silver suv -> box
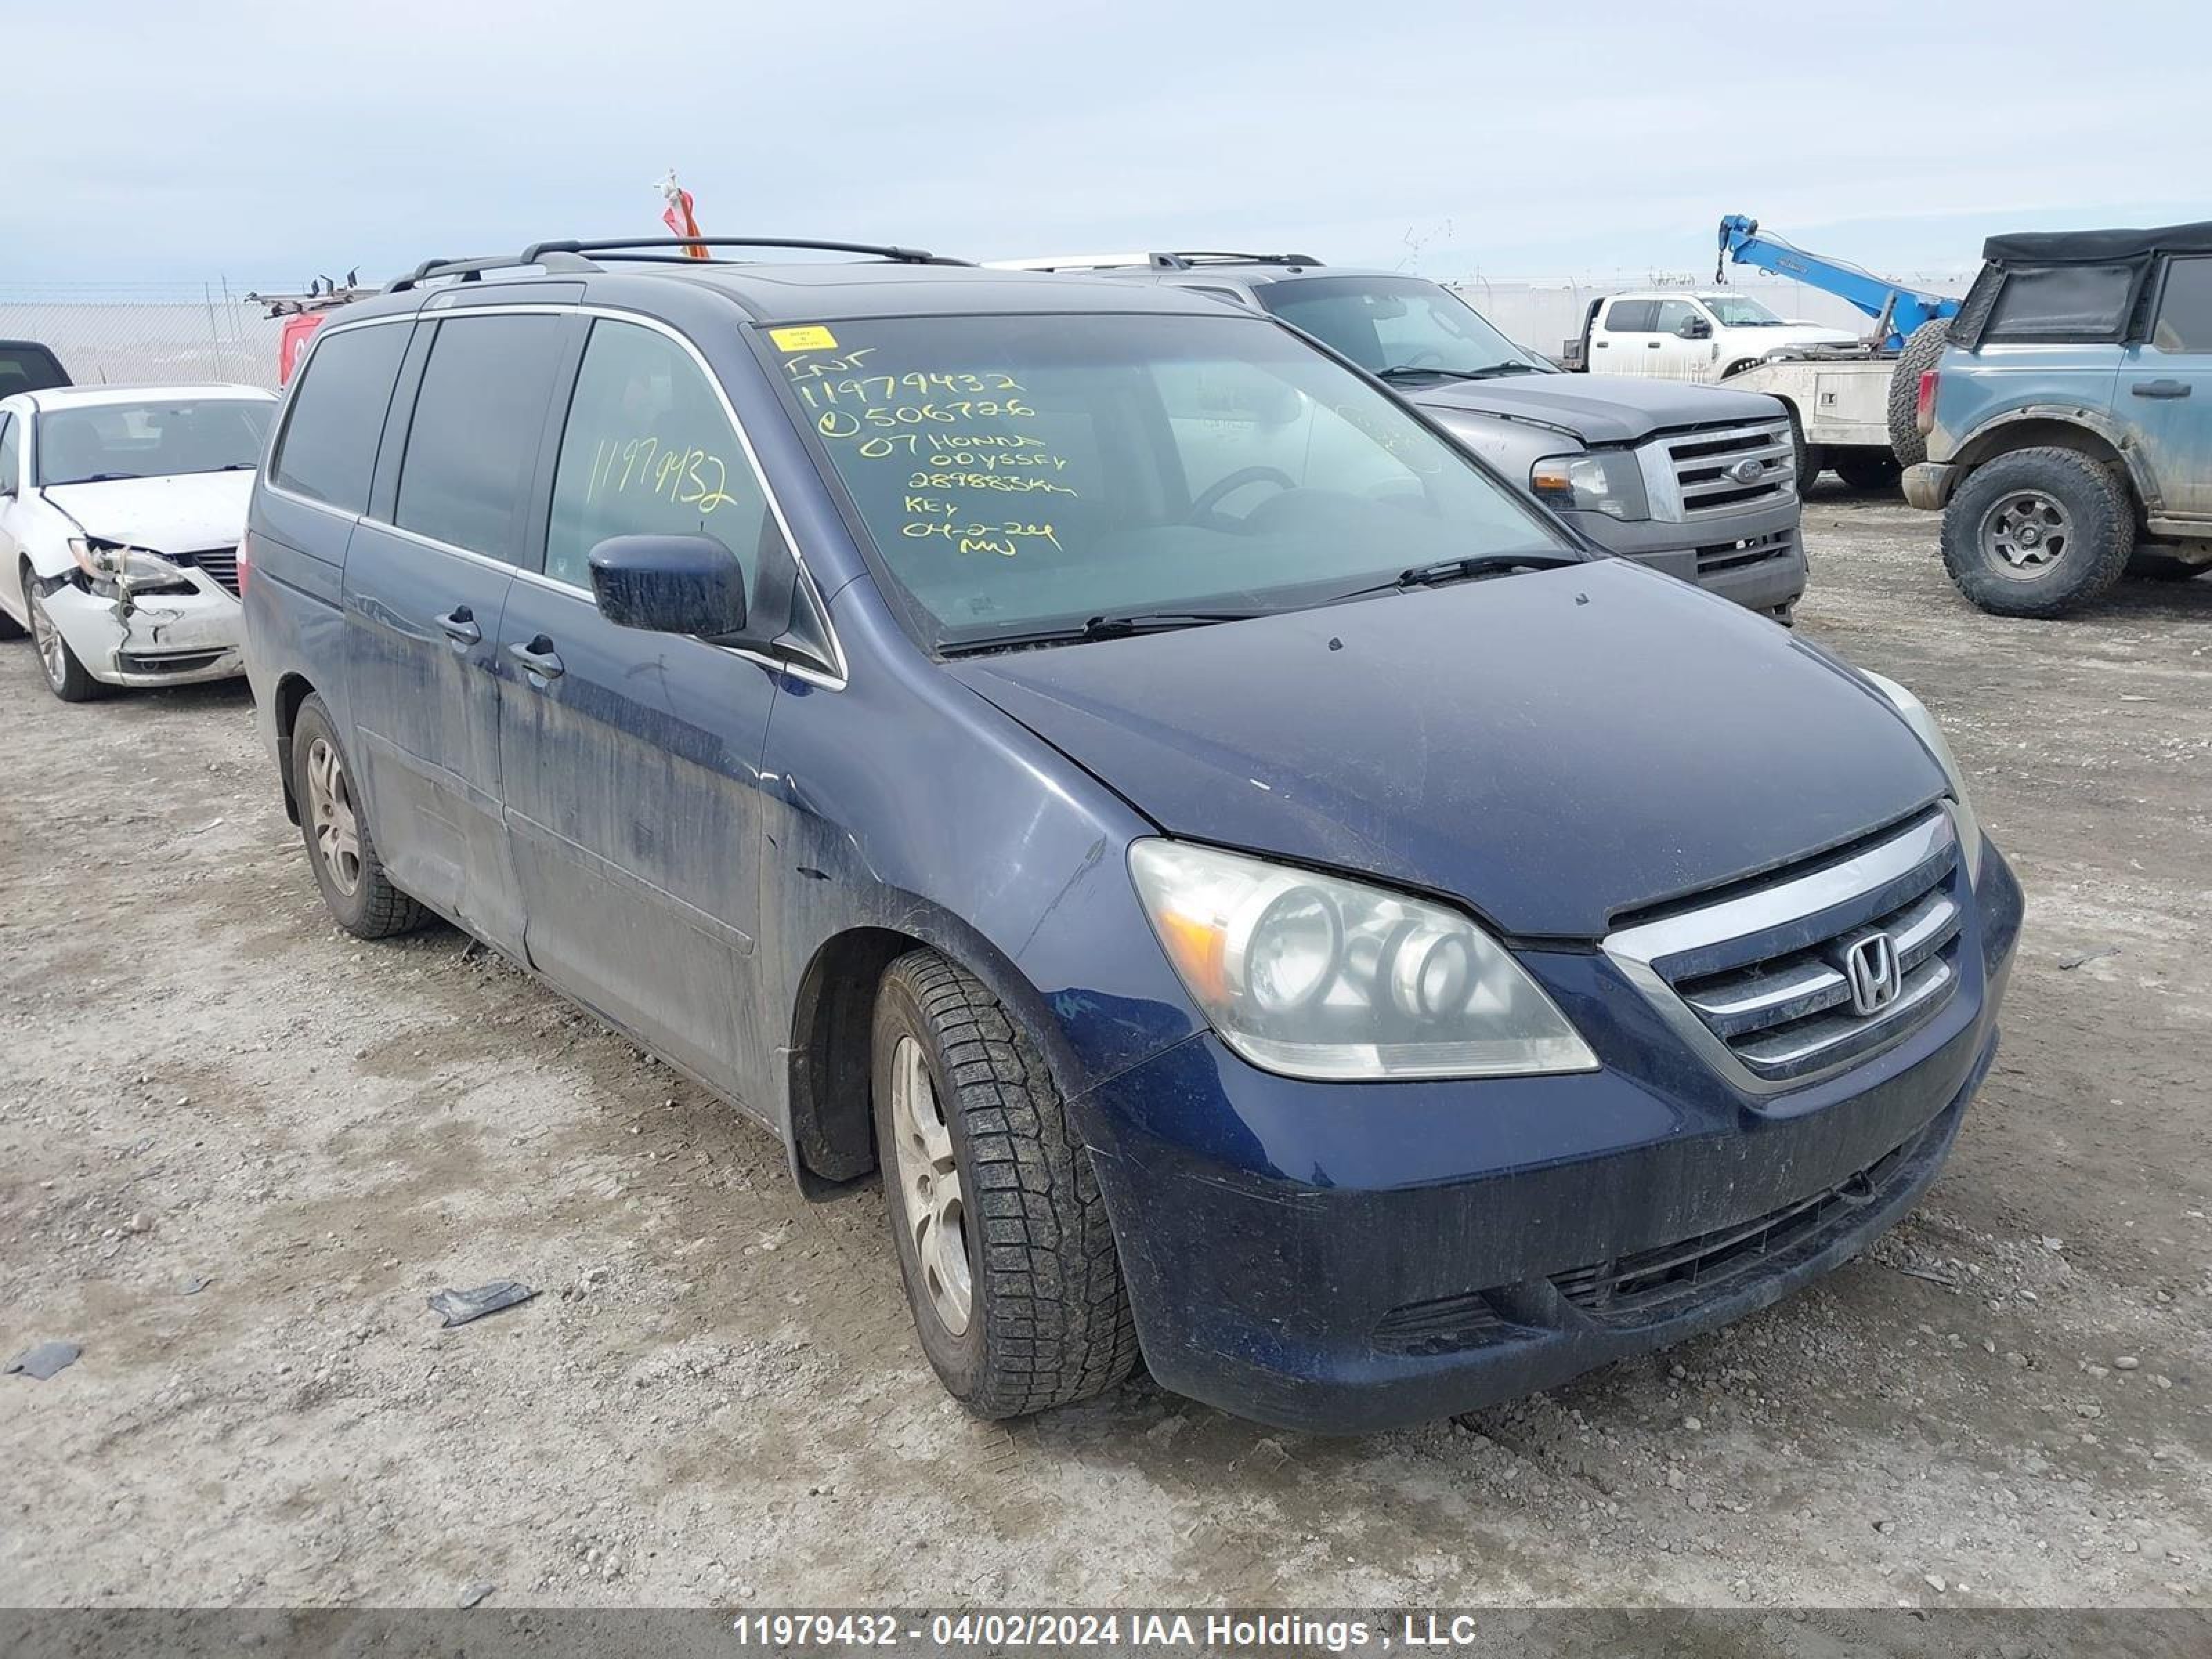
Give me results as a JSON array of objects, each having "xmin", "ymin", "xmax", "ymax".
[{"xmin": 999, "ymin": 252, "xmax": 1808, "ymax": 621}]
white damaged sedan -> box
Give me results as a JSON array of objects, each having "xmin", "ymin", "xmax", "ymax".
[{"xmin": 0, "ymin": 384, "xmax": 276, "ymax": 700}]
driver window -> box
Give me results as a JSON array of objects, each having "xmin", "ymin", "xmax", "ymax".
[
  {"xmin": 545, "ymin": 320, "xmax": 775, "ymax": 590},
  {"xmin": 1653, "ymin": 300, "xmax": 1700, "ymax": 335}
]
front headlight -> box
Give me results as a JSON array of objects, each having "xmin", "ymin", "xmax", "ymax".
[
  {"xmin": 1530, "ymin": 451, "xmax": 1649, "ymax": 521},
  {"xmin": 1864, "ymin": 671, "xmax": 1983, "ymax": 883},
  {"xmin": 1128, "ymin": 840, "xmax": 1598, "ymax": 1082},
  {"xmin": 68, "ymin": 536, "xmax": 191, "ymax": 593}
]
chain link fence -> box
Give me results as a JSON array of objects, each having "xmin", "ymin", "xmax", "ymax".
[{"xmin": 0, "ymin": 286, "xmax": 288, "ymax": 391}]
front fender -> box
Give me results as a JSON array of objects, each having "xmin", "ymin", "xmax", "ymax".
[
  {"xmin": 752, "ymin": 583, "xmax": 1206, "ymax": 1170},
  {"xmin": 15, "ymin": 497, "xmax": 83, "ymax": 581}
]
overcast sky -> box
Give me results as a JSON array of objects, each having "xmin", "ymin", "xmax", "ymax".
[{"xmin": 11, "ymin": 0, "xmax": 2206, "ymax": 290}]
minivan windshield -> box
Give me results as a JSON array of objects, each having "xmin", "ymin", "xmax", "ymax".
[
  {"xmin": 1257, "ymin": 276, "xmax": 1548, "ymax": 379},
  {"xmin": 35, "ymin": 398, "xmax": 273, "ymax": 486},
  {"xmin": 780, "ymin": 312, "xmax": 1577, "ymax": 652}
]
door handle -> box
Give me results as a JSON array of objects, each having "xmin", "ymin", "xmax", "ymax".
[
  {"xmin": 2131, "ymin": 379, "xmax": 2191, "ymax": 399},
  {"xmin": 1647, "ymin": 340, "xmax": 1662, "ymax": 349},
  {"xmin": 507, "ymin": 636, "xmax": 564, "ymax": 682},
  {"xmin": 1593, "ymin": 339, "xmax": 1609, "ymax": 348},
  {"xmin": 436, "ymin": 606, "xmax": 481, "ymax": 646}
]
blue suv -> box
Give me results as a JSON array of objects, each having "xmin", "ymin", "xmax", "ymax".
[
  {"xmin": 1904, "ymin": 219, "xmax": 2212, "ymax": 614},
  {"xmin": 243, "ymin": 238, "xmax": 2022, "ymax": 1432}
]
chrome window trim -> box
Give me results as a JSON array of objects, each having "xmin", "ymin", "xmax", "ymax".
[
  {"xmin": 1602, "ymin": 806, "xmax": 1964, "ymax": 1097},
  {"xmin": 279, "ymin": 303, "xmax": 849, "ymax": 691}
]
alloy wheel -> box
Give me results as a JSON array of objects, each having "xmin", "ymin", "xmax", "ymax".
[
  {"xmin": 1981, "ymin": 491, "xmax": 2072, "ymax": 578},
  {"xmin": 888, "ymin": 1033, "xmax": 972, "ymax": 1335},
  {"xmin": 304, "ymin": 736, "xmax": 364, "ymax": 896},
  {"xmin": 28, "ymin": 590, "xmax": 66, "ymax": 691}
]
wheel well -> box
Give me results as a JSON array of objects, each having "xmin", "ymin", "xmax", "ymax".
[
  {"xmin": 272, "ymin": 673, "xmax": 317, "ymax": 823},
  {"xmin": 1956, "ymin": 418, "xmax": 2126, "ymax": 476},
  {"xmin": 786, "ymin": 927, "xmax": 926, "ymax": 1196}
]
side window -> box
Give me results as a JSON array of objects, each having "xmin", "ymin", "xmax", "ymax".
[
  {"xmin": 2151, "ymin": 258, "xmax": 2212, "ymax": 354},
  {"xmin": 393, "ymin": 314, "xmax": 566, "ymax": 560},
  {"xmin": 1985, "ymin": 263, "xmax": 2139, "ymax": 341},
  {"xmin": 1653, "ymin": 299, "xmax": 1700, "ymax": 335},
  {"xmin": 270, "ymin": 322, "xmax": 411, "ymax": 512},
  {"xmin": 543, "ymin": 320, "xmax": 774, "ymax": 591},
  {"xmin": 1606, "ymin": 299, "xmax": 1658, "ymax": 332},
  {"xmin": 0, "ymin": 415, "xmax": 17, "ymax": 492}
]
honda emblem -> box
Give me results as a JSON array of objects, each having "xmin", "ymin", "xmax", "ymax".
[{"xmin": 1844, "ymin": 932, "xmax": 1903, "ymax": 1017}]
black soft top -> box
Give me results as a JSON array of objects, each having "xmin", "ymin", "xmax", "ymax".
[{"xmin": 1983, "ymin": 221, "xmax": 2212, "ymax": 265}]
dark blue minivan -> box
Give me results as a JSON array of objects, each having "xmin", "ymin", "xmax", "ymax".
[{"xmin": 242, "ymin": 239, "xmax": 2022, "ymax": 1432}]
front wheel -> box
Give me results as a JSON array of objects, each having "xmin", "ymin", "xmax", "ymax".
[
  {"xmin": 1940, "ymin": 447, "xmax": 2135, "ymax": 617},
  {"xmin": 25, "ymin": 574, "xmax": 103, "ymax": 702},
  {"xmin": 872, "ymin": 949, "xmax": 1138, "ymax": 1419}
]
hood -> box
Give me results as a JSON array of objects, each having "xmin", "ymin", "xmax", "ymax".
[
  {"xmin": 1408, "ymin": 373, "xmax": 1783, "ymax": 444},
  {"xmin": 948, "ymin": 561, "xmax": 1945, "ymax": 938},
  {"xmin": 39, "ymin": 471, "xmax": 254, "ymax": 555}
]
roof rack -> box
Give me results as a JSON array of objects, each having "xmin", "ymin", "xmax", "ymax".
[
  {"xmin": 386, "ymin": 237, "xmax": 970, "ymax": 294},
  {"xmin": 986, "ymin": 251, "xmax": 1324, "ymax": 274},
  {"xmin": 1151, "ymin": 250, "xmax": 1324, "ymax": 270}
]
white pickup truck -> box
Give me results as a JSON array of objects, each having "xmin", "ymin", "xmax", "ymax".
[{"xmin": 1564, "ymin": 291, "xmax": 1904, "ymax": 489}]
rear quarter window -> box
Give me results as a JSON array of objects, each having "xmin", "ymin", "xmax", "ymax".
[
  {"xmin": 1983, "ymin": 263, "xmax": 2139, "ymax": 341},
  {"xmin": 271, "ymin": 322, "xmax": 411, "ymax": 512}
]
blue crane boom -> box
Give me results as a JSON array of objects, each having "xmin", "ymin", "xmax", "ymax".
[{"xmin": 1716, "ymin": 214, "xmax": 1960, "ymax": 350}]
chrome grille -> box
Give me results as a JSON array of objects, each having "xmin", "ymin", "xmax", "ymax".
[
  {"xmin": 191, "ymin": 547, "xmax": 240, "ymax": 596},
  {"xmin": 1666, "ymin": 421, "xmax": 1794, "ymax": 516},
  {"xmin": 1605, "ymin": 811, "xmax": 1966, "ymax": 1092}
]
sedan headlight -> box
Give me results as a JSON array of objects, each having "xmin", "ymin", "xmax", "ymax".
[
  {"xmin": 1864, "ymin": 671, "xmax": 1983, "ymax": 882},
  {"xmin": 1530, "ymin": 451, "xmax": 1649, "ymax": 521},
  {"xmin": 68, "ymin": 536, "xmax": 193, "ymax": 594},
  {"xmin": 1128, "ymin": 840, "xmax": 1597, "ymax": 1081}
]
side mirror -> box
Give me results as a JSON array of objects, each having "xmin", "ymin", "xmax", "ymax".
[
  {"xmin": 587, "ymin": 534, "xmax": 748, "ymax": 636},
  {"xmin": 1678, "ymin": 316, "xmax": 1712, "ymax": 339}
]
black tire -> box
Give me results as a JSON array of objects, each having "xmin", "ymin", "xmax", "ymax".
[
  {"xmin": 1940, "ymin": 447, "xmax": 2136, "ymax": 618},
  {"xmin": 1888, "ymin": 319, "xmax": 1951, "ymax": 468},
  {"xmin": 2126, "ymin": 549, "xmax": 2209, "ymax": 582},
  {"xmin": 288, "ymin": 694, "xmax": 431, "ymax": 938},
  {"xmin": 1834, "ymin": 449, "xmax": 1903, "ymax": 494},
  {"xmin": 871, "ymin": 948, "xmax": 1138, "ymax": 1419},
  {"xmin": 0, "ymin": 594, "xmax": 24, "ymax": 641},
  {"xmin": 1786, "ymin": 409, "xmax": 1821, "ymax": 497},
  {"xmin": 24, "ymin": 571, "xmax": 104, "ymax": 703}
]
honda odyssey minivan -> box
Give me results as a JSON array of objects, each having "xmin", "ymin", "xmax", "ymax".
[{"xmin": 243, "ymin": 238, "xmax": 2022, "ymax": 1432}]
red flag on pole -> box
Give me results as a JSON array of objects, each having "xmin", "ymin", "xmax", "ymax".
[{"xmin": 658, "ymin": 171, "xmax": 709, "ymax": 259}]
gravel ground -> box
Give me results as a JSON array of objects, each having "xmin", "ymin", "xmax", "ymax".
[{"xmin": 1, "ymin": 487, "xmax": 2207, "ymax": 1611}]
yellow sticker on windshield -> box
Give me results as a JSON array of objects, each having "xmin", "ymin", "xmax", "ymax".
[{"xmin": 769, "ymin": 325, "xmax": 839, "ymax": 352}]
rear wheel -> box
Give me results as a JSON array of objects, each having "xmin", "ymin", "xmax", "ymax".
[
  {"xmin": 24, "ymin": 573, "xmax": 102, "ymax": 702},
  {"xmin": 1940, "ymin": 447, "xmax": 2135, "ymax": 617},
  {"xmin": 289, "ymin": 694, "xmax": 431, "ymax": 938},
  {"xmin": 871, "ymin": 948, "xmax": 1138, "ymax": 1419},
  {"xmin": 1787, "ymin": 410, "xmax": 1824, "ymax": 496},
  {"xmin": 1888, "ymin": 319, "xmax": 1951, "ymax": 467},
  {"xmin": 1835, "ymin": 449, "xmax": 1903, "ymax": 493}
]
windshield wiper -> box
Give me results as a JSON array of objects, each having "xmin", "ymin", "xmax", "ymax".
[
  {"xmin": 1329, "ymin": 550, "xmax": 1582, "ymax": 603},
  {"xmin": 939, "ymin": 610, "xmax": 1259, "ymax": 657},
  {"xmin": 1376, "ymin": 362, "xmax": 1546, "ymax": 383},
  {"xmin": 54, "ymin": 472, "xmax": 144, "ymax": 485}
]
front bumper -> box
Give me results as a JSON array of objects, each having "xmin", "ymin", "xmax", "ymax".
[
  {"xmin": 1902, "ymin": 462, "xmax": 1957, "ymax": 512},
  {"xmin": 41, "ymin": 574, "xmax": 244, "ymax": 687},
  {"xmin": 1072, "ymin": 843, "xmax": 2022, "ymax": 1434},
  {"xmin": 1562, "ymin": 495, "xmax": 1806, "ymax": 619}
]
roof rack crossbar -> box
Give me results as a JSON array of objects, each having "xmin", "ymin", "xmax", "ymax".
[{"xmin": 518, "ymin": 236, "xmax": 969, "ymax": 267}]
